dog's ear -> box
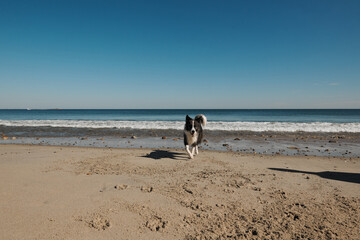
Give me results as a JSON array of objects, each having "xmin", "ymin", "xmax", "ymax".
[{"xmin": 186, "ymin": 115, "xmax": 191, "ymax": 121}]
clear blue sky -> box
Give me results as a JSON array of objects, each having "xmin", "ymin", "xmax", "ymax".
[{"xmin": 1, "ymin": 0, "xmax": 359, "ymax": 109}]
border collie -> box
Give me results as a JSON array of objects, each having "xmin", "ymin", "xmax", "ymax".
[{"xmin": 184, "ymin": 114, "xmax": 207, "ymax": 159}]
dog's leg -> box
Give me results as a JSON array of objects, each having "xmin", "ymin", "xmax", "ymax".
[
  {"xmin": 191, "ymin": 146, "xmax": 196, "ymax": 156},
  {"xmin": 185, "ymin": 145, "xmax": 193, "ymax": 159},
  {"xmin": 195, "ymin": 145, "xmax": 199, "ymax": 155}
]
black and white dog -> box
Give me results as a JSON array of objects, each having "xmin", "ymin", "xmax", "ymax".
[{"xmin": 184, "ymin": 114, "xmax": 207, "ymax": 159}]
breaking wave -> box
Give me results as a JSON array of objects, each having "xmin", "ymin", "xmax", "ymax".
[{"xmin": 1, "ymin": 120, "xmax": 360, "ymax": 132}]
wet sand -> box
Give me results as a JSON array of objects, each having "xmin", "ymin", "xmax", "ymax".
[
  {"xmin": 0, "ymin": 144, "xmax": 359, "ymax": 239},
  {"xmin": 1, "ymin": 126, "xmax": 360, "ymax": 158}
]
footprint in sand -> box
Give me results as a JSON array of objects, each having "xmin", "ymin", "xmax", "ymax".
[
  {"xmin": 88, "ymin": 216, "xmax": 110, "ymax": 231},
  {"xmin": 76, "ymin": 214, "xmax": 111, "ymax": 231},
  {"xmin": 145, "ymin": 216, "xmax": 167, "ymax": 231}
]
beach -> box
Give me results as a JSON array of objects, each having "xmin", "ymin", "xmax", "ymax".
[
  {"xmin": 1, "ymin": 109, "xmax": 360, "ymax": 239},
  {"xmin": 2, "ymin": 0, "xmax": 360, "ymax": 238},
  {"xmin": 1, "ymin": 144, "xmax": 359, "ymax": 239}
]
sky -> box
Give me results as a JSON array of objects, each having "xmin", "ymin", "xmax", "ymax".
[{"xmin": 0, "ymin": 0, "xmax": 359, "ymax": 109}]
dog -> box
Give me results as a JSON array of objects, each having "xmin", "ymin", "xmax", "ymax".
[{"xmin": 184, "ymin": 114, "xmax": 207, "ymax": 159}]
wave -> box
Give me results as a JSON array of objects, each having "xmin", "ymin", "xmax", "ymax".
[{"xmin": 1, "ymin": 120, "xmax": 360, "ymax": 132}]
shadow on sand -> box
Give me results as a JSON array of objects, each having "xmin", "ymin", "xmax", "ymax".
[
  {"xmin": 268, "ymin": 168, "xmax": 360, "ymax": 184},
  {"xmin": 141, "ymin": 150, "xmax": 189, "ymax": 160}
]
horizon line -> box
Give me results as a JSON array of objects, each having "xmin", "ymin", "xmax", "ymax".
[{"xmin": 1, "ymin": 108, "xmax": 360, "ymax": 110}]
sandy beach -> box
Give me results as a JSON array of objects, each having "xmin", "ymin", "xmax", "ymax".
[
  {"xmin": 2, "ymin": 0, "xmax": 360, "ymax": 238},
  {"xmin": 0, "ymin": 144, "xmax": 359, "ymax": 239}
]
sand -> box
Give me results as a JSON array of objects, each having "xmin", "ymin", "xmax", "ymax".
[{"xmin": 0, "ymin": 144, "xmax": 359, "ymax": 239}]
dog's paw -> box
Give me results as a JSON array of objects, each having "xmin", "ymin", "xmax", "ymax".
[{"xmin": 188, "ymin": 154, "xmax": 194, "ymax": 159}]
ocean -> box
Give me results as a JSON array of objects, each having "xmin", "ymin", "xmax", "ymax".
[{"xmin": 0, "ymin": 109, "xmax": 360, "ymax": 132}]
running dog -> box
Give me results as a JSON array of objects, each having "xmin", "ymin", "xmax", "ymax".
[{"xmin": 184, "ymin": 114, "xmax": 207, "ymax": 159}]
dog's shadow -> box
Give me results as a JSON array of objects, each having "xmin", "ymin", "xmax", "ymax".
[{"xmin": 141, "ymin": 150, "xmax": 189, "ymax": 160}]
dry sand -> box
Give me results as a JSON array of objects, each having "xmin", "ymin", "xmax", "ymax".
[{"xmin": 0, "ymin": 144, "xmax": 359, "ymax": 239}]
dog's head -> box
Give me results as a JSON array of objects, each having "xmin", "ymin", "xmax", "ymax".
[{"xmin": 185, "ymin": 115, "xmax": 202, "ymax": 136}]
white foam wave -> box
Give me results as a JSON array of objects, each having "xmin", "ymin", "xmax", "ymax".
[{"xmin": 0, "ymin": 120, "xmax": 359, "ymax": 132}]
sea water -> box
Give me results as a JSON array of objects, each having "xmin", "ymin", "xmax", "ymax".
[{"xmin": 0, "ymin": 109, "xmax": 359, "ymax": 132}]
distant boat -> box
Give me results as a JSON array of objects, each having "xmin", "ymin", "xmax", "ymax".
[{"xmin": 26, "ymin": 108, "xmax": 31, "ymax": 110}]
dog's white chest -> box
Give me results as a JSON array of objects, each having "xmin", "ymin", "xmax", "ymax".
[{"xmin": 185, "ymin": 132, "xmax": 198, "ymax": 145}]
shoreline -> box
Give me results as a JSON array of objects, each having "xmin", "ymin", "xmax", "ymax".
[
  {"xmin": 0, "ymin": 144, "xmax": 359, "ymax": 239},
  {"xmin": 1, "ymin": 137, "xmax": 360, "ymax": 158},
  {"xmin": 1, "ymin": 143, "xmax": 359, "ymax": 162},
  {"xmin": 1, "ymin": 126, "xmax": 360, "ymax": 158},
  {"xmin": 2, "ymin": 125, "xmax": 360, "ymax": 137}
]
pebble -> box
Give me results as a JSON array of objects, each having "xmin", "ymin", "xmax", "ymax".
[
  {"xmin": 287, "ymin": 147, "xmax": 299, "ymax": 150},
  {"xmin": 141, "ymin": 186, "xmax": 153, "ymax": 192},
  {"xmin": 114, "ymin": 184, "xmax": 128, "ymax": 190}
]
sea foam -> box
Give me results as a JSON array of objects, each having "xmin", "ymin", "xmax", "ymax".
[{"xmin": 0, "ymin": 120, "xmax": 360, "ymax": 132}]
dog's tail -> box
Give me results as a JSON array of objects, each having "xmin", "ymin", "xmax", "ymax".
[{"xmin": 195, "ymin": 114, "xmax": 207, "ymax": 127}]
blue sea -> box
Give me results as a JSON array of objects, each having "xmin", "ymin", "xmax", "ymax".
[{"xmin": 0, "ymin": 109, "xmax": 359, "ymax": 132}]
